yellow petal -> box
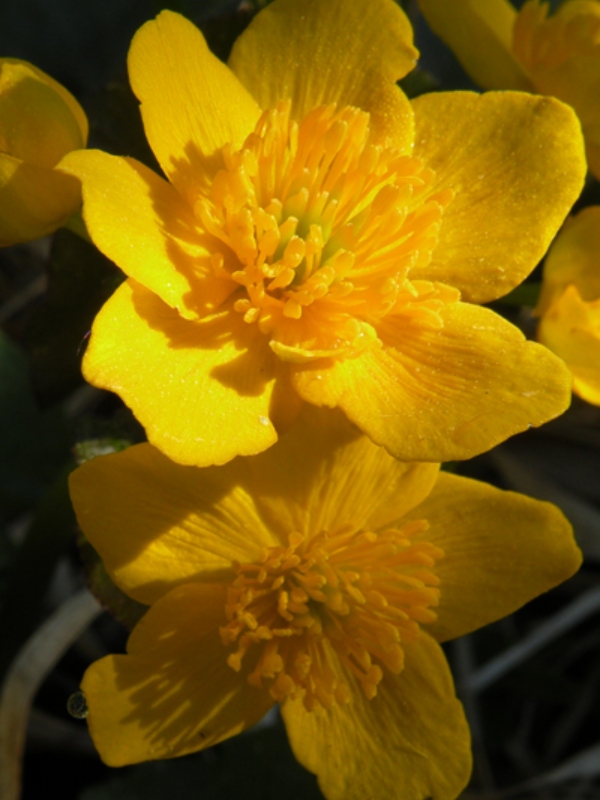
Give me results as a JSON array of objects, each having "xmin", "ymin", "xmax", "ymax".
[
  {"xmin": 418, "ymin": 0, "xmax": 531, "ymax": 90},
  {"xmin": 69, "ymin": 444, "xmax": 279, "ymax": 606},
  {"xmin": 127, "ymin": 10, "xmax": 260, "ymax": 202},
  {"xmin": 228, "ymin": 0, "xmax": 417, "ymax": 150},
  {"xmin": 0, "ymin": 154, "xmax": 81, "ymax": 246},
  {"xmin": 83, "ymin": 280, "xmax": 281, "ymax": 467},
  {"xmin": 513, "ymin": 0, "xmax": 600, "ymax": 179},
  {"xmin": 410, "ymin": 91, "xmax": 586, "ymax": 302},
  {"xmin": 538, "ymin": 285, "xmax": 600, "ymax": 406},
  {"xmin": 0, "ymin": 59, "xmax": 87, "ymax": 166},
  {"xmin": 536, "ymin": 206, "xmax": 600, "ymax": 315},
  {"xmin": 82, "ymin": 582, "xmax": 275, "ymax": 766},
  {"xmin": 292, "ymin": 302, "xmax": 572, "ymax": 462},
  {"xmin": 59, "ymin": 149, "xmax": 233, "ymax": 319},
  {"xmin": 282, "ymin": 635, "xmax": 471, "ymax": 800},
  {"xmin": 405, "ymin": 472, "xmax": 582, "ymax": 642},
  {"xmin": 244, "ymin": 405, "xmax": 440, "ymax": 538}
]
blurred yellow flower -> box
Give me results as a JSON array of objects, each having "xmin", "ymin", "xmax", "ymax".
[
  {"xmin": 69, "ymin": 408, "xmax": 581, "ymax": 800},
  {"xmin": 536, "ymin": 206, "xmax": 600, "ymax": 405},
  {"xmin": 0, "ymin": 58, "xmax": 87, "ymax": 245},
  {"xmin": 418, "ymin": 0, "xmax": 600, "ymax": 177},
  {"xmin": 61, "ymin": 0, "xmax": 585, "ymax": 468}
]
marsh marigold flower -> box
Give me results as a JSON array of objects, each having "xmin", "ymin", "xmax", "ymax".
[
  {"xmin": 536, "ymin": 206, "xmax": 600, "ymax": 405},
  {"xmin": 60, "ymin": 0, "xmax": 585, "ymax": 467},
  {"xmin": 69, "ymin": 407, "xmax": 582, "ymax": 800},
  {"xmin": 418, "ymin": 0, "xmax": 600, "ymax": 178},
  {"xmin": 0, "ymin": 58, "xmax": 87, "ymax": 246}
]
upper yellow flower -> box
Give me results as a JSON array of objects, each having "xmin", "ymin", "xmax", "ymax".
[
  {"xmin": 536, "ymin": 206, "xmax": 600, "ymax": 405},
  {"xmin": 0, "ymin": 58, "xmax": 88, "ymax": 246},
  {"xmin": 418, "ymin": 0, "xmax": 600, "ymax": 178},
  {"xmin": 60, "ymin": 0, "xmax": 585, "ymax": 468},
  {"xmin": 69, "ymin": 407, "xmax": 581, "ymax": 800}
]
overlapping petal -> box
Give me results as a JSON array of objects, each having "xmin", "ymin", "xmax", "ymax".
[
  {"xmin": 410, "ymin": 91, "xmax": 586, "ymax": 302},
  {"xmin": 513, "ymin": 0, "xmax": 600, "ymax": 178},
  {"xmin": 292, "ymin": 302, "xmax": 572, "ymax": 462},
  {"xmin": 82, "ymin": 281, "xmax": 282, "ymax": 467},
  {"xmin": 538, "ymin": 285, "xmax": 600, "ymax": 406},
  {"xmin": 69, "ymin": 444, "xmax": 277, "ymax": 606},
  {"xmin": 536, "ymin": 206, "xmax": 600, "ymax": 315},
  {"xmin": 127, "ymin": 10, "xmax": 261, "ymax": 202},
  {"xmin": 242, "ymin": 406, "xmax": 439, "ymax": 539},
  {"xmin": 0, "ymin": 58, "xmax": 87, "ymax": 245},
  {"xmin": 536, "ymin": 206, "xmax": 600, "ymax": 406},
  {"xmin": 59, "ymin": 149, "xmax": 233, "ymax": 319},
  {"xmin": 82, "ymin": 582, "xmax": 275, "ymax": 766},
  {"xmin": 282, "ymin": 635, "xmax": 471, "ymax": 800},
  {"xmin": 228, "ymin": 0, "xmax": 417, "ymax": 149},
  {"xmin": 419, "ymin": 0, "xmax": 600, "ymax": 179},
  {"xmin": 0, "ymin": 156, "xmax": 82, "ymax": 245},
  {"xmin": 0, "ymin": 59, "xmax": 86, "ymax": 166},
  {"xmin": 405, "ymin": 472, "xmax": 582, "ymax": 642}
]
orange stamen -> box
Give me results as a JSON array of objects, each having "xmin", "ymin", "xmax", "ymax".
[{"xmin": 220, "ymin": 522, "xmax": 443, "ymax": 712}]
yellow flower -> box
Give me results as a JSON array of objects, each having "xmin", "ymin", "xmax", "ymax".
[
  {"xmin": 418, "ymin": 0, "xmax": 600, "ymax": 178},
  {"xmin": 536, "ymin": 206, "xmax": 600, "ymax": 405},
  {"xmin": 0, "ymin": 58, "xmax": 88, "ymax": 246},
  {"xmin": 60, "ymin": 0, "xmax": 585, "ymax": 468},
  {"xmin": 69, "ymin": 407, "xmax": 581, "ymax": 800}
]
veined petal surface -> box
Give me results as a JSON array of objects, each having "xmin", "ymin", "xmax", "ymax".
[
  {"xmin": 228, "ymin": 0, "xmax": 417, "ymax": 149},
  {"xmin": 410, "ymin": 91, "xmax": 586, "ymax": 302},
  {"xmin": 82, "ymin": 582, "xmax": 275, "ymax": 766},
  {"xmin": 82, "ymin": 281, "xmax": 280, "ymax": 467},
  {"xmin": 69, "ymin": 444, "xmax": 278, "ymax": 606},
  {"xmin": 243, "ymin": 406, "xmax": 440, "ymax": 538},
  {"xmin": 59, "ymin": 150, "xmax": 232, "ymax": 319},
  {"xmin": 282, "ymin": 635, "xmax": 471, "ymax": 800},
  {"xmin": 405, "ymin": 473, "xmax": 582, "ymax": 642},
  {"xmin": 127, "ymin": 10, "xmax": 261, "ymax": 202},
  {"xmin": 292, "ymin": 302, "xmax": 572, "ymax": 462}
]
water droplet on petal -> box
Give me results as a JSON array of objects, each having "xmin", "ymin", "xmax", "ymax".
[{"xmin": 67, "ymin": 691, "xmax": 88, "ymax": 719}]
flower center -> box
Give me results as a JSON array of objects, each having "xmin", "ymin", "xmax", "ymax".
[
  {"xmin": 220, "ymin": 522, "xmax": 442, "ymax": 711},
  {"xmin": 195, "ymin": 101, "xmax": 454, "ymax": 362},
  {"xmin": 513, "ymin": 0, "xmax": 600, "ymax": 72}
]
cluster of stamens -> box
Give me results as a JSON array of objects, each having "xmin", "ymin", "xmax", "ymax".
[
  {"xmin": 220, "ymin": 522, "xmax": 442, "ymax": 711},
  {"xmin": 194, "ymin": 101, "xmax": 453, "ymax": 358}
]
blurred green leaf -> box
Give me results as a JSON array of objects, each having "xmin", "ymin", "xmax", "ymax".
[{"xmin": 80, "ymin": 720, "xmax": 324, "ymax": 800}]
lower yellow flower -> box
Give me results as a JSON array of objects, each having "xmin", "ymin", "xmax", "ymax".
[
  {"xmin": 69, "ymin": 408, "xmax": 581, "ymax": 800},
  {"xmin": 418, "ymin": 0, "xmax": 600, "ymax": 178},
  {"xmin": 536, "ymin": 206, "xmax": 600, "ymax": 405},
  {"xmin": 0, "ymin": 58, "xmax": 87, "ymax": 245}
]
